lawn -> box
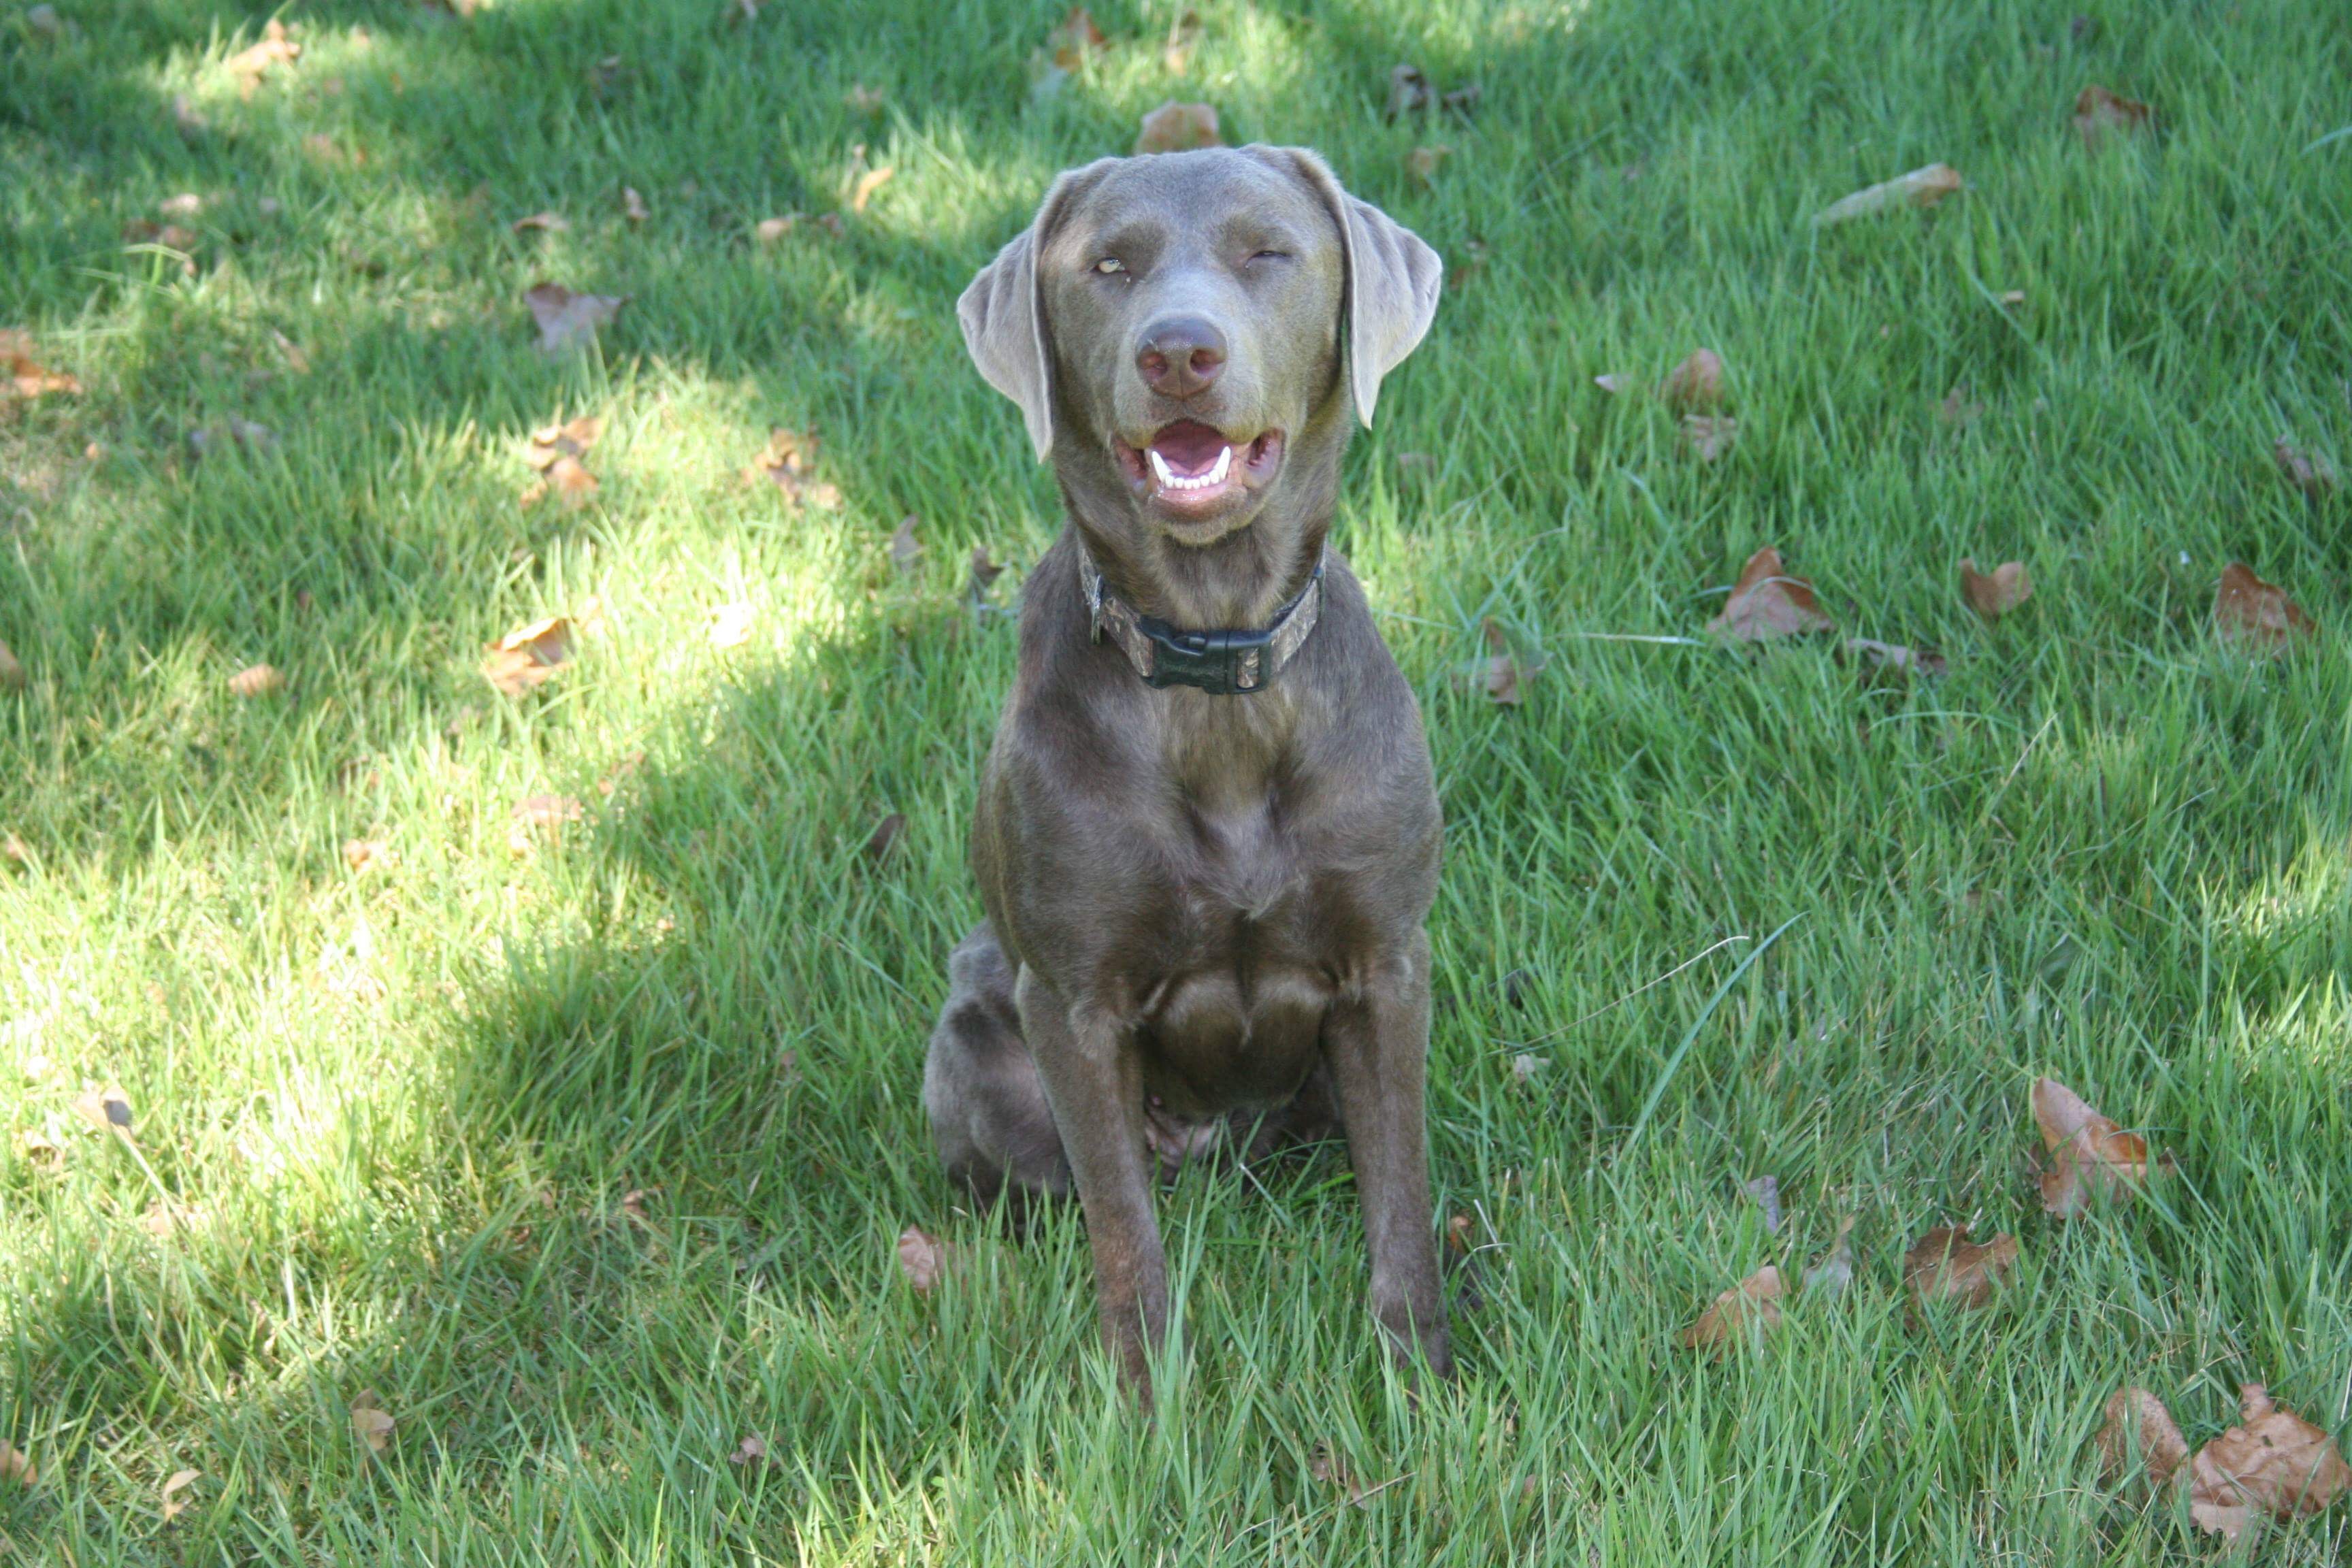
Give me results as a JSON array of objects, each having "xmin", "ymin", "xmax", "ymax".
[{"xmin": 4, "ymin": 0, "xmax": 2351, "ymax": 1561}]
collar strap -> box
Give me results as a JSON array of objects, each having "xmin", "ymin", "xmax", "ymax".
[{"xmin": 1077, "ymin": 546, "xmax": 1324, "ymax": 696}]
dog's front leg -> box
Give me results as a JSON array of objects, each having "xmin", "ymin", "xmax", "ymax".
[
  {"xmin": 1322, "ymin": 931, "xmax": 1454, "ymax": 1379},
  {"xmin": 1013, "ymin": 964, "xmax": 1166, "ymax": 1400}
]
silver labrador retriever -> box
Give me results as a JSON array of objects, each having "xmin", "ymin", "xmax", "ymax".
[{"xmin": 926, "ymin": 145, "xmax": 1449, "ymax": 1396}]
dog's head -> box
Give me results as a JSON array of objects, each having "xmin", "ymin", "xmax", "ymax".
[{"xmin": 959, "ymin": 146, "xmax": 1440, "ymax": 550}]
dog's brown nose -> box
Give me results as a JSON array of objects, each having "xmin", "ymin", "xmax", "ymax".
[{"xmin": 1135, "ymin": 316, "xmax": 1226, "ymax": 399}]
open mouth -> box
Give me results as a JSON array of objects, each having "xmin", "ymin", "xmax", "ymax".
[{"xmin": 1115, "ymin": 421, "xmax": 1284, "ymax": 517}]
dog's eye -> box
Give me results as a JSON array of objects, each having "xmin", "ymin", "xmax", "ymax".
[
  {"xmin": 1092, "ymin": 257, "xmax": 1126, "ymax": 276},
  {"xmin": 1246, "ymin": 250, "xmax": 1291, "ymax": 265}
]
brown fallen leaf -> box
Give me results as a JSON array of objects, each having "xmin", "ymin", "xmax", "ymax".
[
  {"xmin": 1385, "ymin": 63, "xmax": 1433, "ymax": 120},
  {"xmin": 1814, "ymin": 163, "xmax": 1965, "ymax": 225},
  {"xmin": 1708, "ymin": 546, "xmax": 1833, "ymax": 640},
  {"xmin": 1446, "ymin": 1212, "xmax": 1474, "ymax": 1254},
  {"xmin": 750, "ymin": 427, "xmax": 843, "ymax": 508},
  {"xmin": 270, "ymin": 329, "xmax": 310, "ymax": 374},
  {"xmin": 888, "ymin": 516, "xmax": 922, "ymax": 575},
  {"xmin": 74, "ymin": 1082, "xmax": 133, "ymax": 1134},
  {"xmin": 1404, "ymin": 144, "xmax": 1451, "ymax": 188},
  {"xmin": 225, "ymin": 18, "xmax": 300, "ymax": 97},
  {"xmin": 161, "ymin": 1467, "xmax": 200, "ymax": 1522},
  {"xmin": 519, "ymin": 455, "xmax": 598, "ymax": 510},
  {"xmin": 864, "ymin": 813, "xmax": 906, "ymax": 861},
  {"xmin": 968, "ymin": 546, "xmax": 1005, "ymax": 598},
  {"xmin": 483, "ymin": 616, "xmax": 573, "ymax": 697},
  {"xmin": 728, "ymin": 1433, "xmax": 770, "ymax": 1467},
  {"xmin": 1137, "ymin": 101, "xmax": 1222, "ymax": 155},
  {"xmin": 511, "ymin": 211, "xmax": 569, "ymax": 233},
  {"xmin": 1680, "ymin": 413, "xmax": 1737, "ymax": 463},
  {"xmin": 14, "ymin": 1128, "xmax": 63, "ymax": 1171},
  {"xmin": 228, "ymin": 663, "xmax": 284, "ymax": 698},
  {"xmin": 0, "ymin": 1439, "xmax": 32, "ymax": 1486},
  {"xmin": 2273, "ymin": 437, "xmax": 2337, "ymax": 499},
  {"xmin": 2033, "ymin": 1077, "xmax": 2170, "ymax": 1218},
  {"xmin": 845, "ymin": 83, "xmax": 887, "ymax": 115},
  {"xmin": 1047, "ymin": 6, "xmax": 1108, "ymax": 71},
  {"xmin": 525, "ymin": 414, "xmax": 604, "ymax": 470},
  {"xmin": 1960, "ymin": 558, "xmax": 2032, "ymax": 621},
  {"xmin": 850, "ymin": 165, "xmax": 894, "ymax": 213},
  {"xmin": 622, "ymin": 186, "xmax": 648, "ymax": 224},
  {"xmin": 0, "ymin": 638, "xmax": 24, "ymax": 691},
  {"xmin": 2096, "ymin": 1386, "xmax": 2188, "ymax": 1487},
  {"xmin": 349, "ymin": 1390, "xmax": 394, "ymax": 1455},
  {"xmin": 2188, "ymin": 1384, "xmax": 2352, "ymax": 1541},
  {"xmin": 2074, "ymin": 85, "xmax": 2151, "ymax": 150},
  {"xmin": 1441, "ymin": 84, "xmax": 1482, "ymax": 117},
  {"xmin": 1680, "ymin": 1264, "xmax": 1784, "ymax": 1352},
  {"xmin": 897, "ymin": 1224, "xmax": 947, "ymax": 1291},
  {"xmin": 523, "ymin": 282, "xmax": 626, "ymax": 355},
  {"xmin": 2213, "ymin": 561, "xmax": 2315, "ymax": 653},
  {"xmin": 342, "ymin": 837, "xmax": 393, "ymax": 872},
  {"xmin": 1, "ymin": 327, "xmax": 81, "ymax": 399},
  {"xmin": 1481, "ymin": 620, "xmax": 1541, "ymax": 706},
  {"xmin": 1660, "ymin": 348, "xmax": 1725, "ymax": 412},
  {"xmin": 1845, "ymin": 638, "xmax": 1947, "ymax": 678},
  {"xmin": 508, "ymin": 794, "xmax": 586, "ymax": 853},
  {"xmin": 1902, "ymin": 1225, "xmax": 2017, "ymax": 1310},
  {"xmin": 1801, "ymin": 1215, "xmax": 1857, "ymax": 1297}
]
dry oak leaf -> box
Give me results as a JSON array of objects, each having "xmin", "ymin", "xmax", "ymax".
[
  {"xmin": 342, "ymin": 836, "xmax": 393, "ymax": 872},
  {"xmin": 74, "ymin": 1083, "xmax": 133, "ymax": 1133},
  {"xmin": 225, "ymin": 18, "xmax": 300, "ymax": 97},
  {"xmin": 728, "ymin": 1433, "xmax": 770, "ymax": 1467},
  {"xmin": 1708, "ymin": 546, "xmax": 1833, "ymax": 640},
  {"xmin": 1845, "ymin": 638, "xmax": 1947, "ymax": 678},
  {"xmin": 228, "ymin": 663, "xmax": 284, "ymax": 698},
  {"xmin": 2188, "ymin": 1384, "xmax": 2352, "ymax": 1541},
  {"xmin": 1, "ymin": 328, "xmax": 81, "ymax": 399},
  {"xmin": 850, "ymin": 165, "xmax": 894, "ymax": 213},
  {"xmin": 889, "ymin": 515, "xmax": 923, "ymax": 575},
  {"xmin": 161, "ymin": 1467, "xmax": 201, "ymax": 1523},
  {"xmin": 524, "ymin": 414, "xmax": 604, "ymax": 470},
  {"xmin": 897, "ymin": 1224, "xmax": 948, "ymax": 1292},
  {"xmin": 2273, "ymin": 437, "xmax": 2337, "ymax": 499},
  {"xmin": 1960, "ymin": 558, "xmax": 2032, "ymax": 621},
  {"xmin": 1802, "ymin": 1215, "xmax": 1858, "ymax": 1298},
  {"xmin": 750, "ymin": 427, "xmax": 843, "ymax": 508},
  {"xmin": 1902, "ymin": 1224, "xmax": 2016, "ymax": 1310},
  {"xmin": 1046, "ymin": 6, "xmax": 1109, "ymax": 71},
  {"xmin": 524, "ymin": 282, "xmax": 626, "ymax": 355},
  {"xmin": 0, "ymin": 638, "xmax": 24, "ymax": 691},
  {"xmin": 1385, "ymin": 63, "xmax": 1433, "ymax": 120},
  {"xmin": 511, "ymin": 211, "xmax": 569, "ymax": 233},
  {"xmin": 2032, "ymin": 1077, "xmax": 2171, "ymax": 1219},
  {"xmin": 0, "ymin": 1439, "xmax": 32, "ymax": 1486},
  {"xmin": 1680, "ymin": 413, "xmax": 1737, "ymax": 463},
  {"xmin": 2074, "ymin": 85, "xmax": 2151, "ymax": 150},
  {"xmin": 1481, "ymin": 620, "xmax": 1542, "ymax": 706},
  {"xmin": 2095, "ymin": 1386, "xmax": 2189, "ymax": 1488},
  {"xmin": 1137, "ymin": 101, "xmax": 1222, "ymax": 155},
  {"xmin": 508, "ymin": 795, "xmax": 586, "ymax": 853},
  {"xmin": 1405, "ymin": 144, "xmax": 1452, "ymax": 188},
  {"xmin": 348, "ymin": 1390, "xmax": 394, "ymax": 1455},
  {"xmin": 1660, "ymin": 348, "xmax": 1725, "ymax": 412},
  {"xmin": 483, "ymin": 615, "xmax": 574, "ymax": 696},
  {"xmin": 1679, "ymin": 1264, "xmax": 1784, "ymax": 1353},
  {"xmin": 2212, "ymin": 562, "xmax": 2314, "ymax": 653},
  {"xmin": 1814, "ymin": 163, "xmax": 1964, "ymax": 225},
  {"xmin": 519, "ymin": 456, "xmax": 597, "ymax": 510}
]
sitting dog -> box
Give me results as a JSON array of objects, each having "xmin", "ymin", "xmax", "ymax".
[{"xmin": 925, "ymin": 144, "xmax": 1450, "ymax": 1394}]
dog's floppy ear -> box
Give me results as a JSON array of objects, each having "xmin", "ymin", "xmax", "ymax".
[
  {"xmin": 957, "ymin": 160, "xmax": 1114, "ymax": 463},
  {"xmin": 1264, "ymin": 146, "xmax": 1443, "ymax": 427}
]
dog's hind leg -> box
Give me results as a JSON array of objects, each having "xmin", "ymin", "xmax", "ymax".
[{"xmin": 923, "ymin": 921, "xmax": 1073, "ymax": 1216}]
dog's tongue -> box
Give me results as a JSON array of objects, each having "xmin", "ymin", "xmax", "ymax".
[{"xmin": 1149, "ymin": 420, "xmax": 1230, "ymax": 478}]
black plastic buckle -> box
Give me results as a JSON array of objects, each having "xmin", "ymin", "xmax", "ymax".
[{"xmin": 1135, "ymin": 619, "xmax": 1273, "ymax": 694}]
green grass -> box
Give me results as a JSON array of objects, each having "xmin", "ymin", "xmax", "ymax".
[{"xmin": 4, "ymin": 0, "xmax": 2351, "ymax": 1561}]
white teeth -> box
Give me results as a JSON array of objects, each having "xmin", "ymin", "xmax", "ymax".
[{"xmin": 1146, "ymin": 444, "xmax": 1233, "ymax": 493}]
